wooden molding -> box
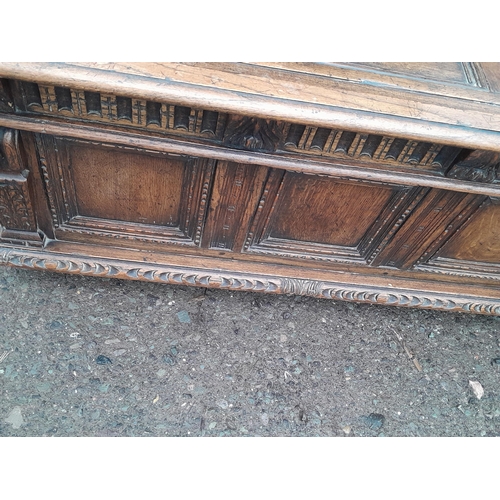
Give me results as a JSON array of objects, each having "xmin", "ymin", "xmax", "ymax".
[
  {"xmin": 2, "ymin": 114, "xmax": 500, "ymax": 198},
  {"xmin": 3, "ymin": 62, "xmax": 500, "ymax": 151},
  {"xmin": 1, "ymin": 245, "xmax": 499, "ymax": 316}
]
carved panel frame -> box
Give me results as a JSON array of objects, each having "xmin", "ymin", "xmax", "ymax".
[
  {"xmin": 243, "ymin": 169, "xmax": 429, "ymax": 266},
  {"xmin": 34, "ymin": 134, "xmax": 216, "ymax": 247}
]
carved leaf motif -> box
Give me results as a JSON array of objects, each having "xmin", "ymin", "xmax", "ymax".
[
  {"xmin": 447, "ymin": 150, "xmax": 500, "ymax": 183},
  {"xmin": 0, "ymin": 182, "xmax": 35, "ymax": 230},
  {"xmin": 224, "ymin": 116, "xmax": 281, "ymax": 151},
  {"xmin": 1, "ymin": 248, "xmax": 500, "ymax": 316}
]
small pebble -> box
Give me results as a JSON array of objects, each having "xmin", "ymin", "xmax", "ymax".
[
  {"xmin": 217, "ymin": 399, "xmax": 229, "ymax": 410},
  {"xmin": 4, "ymin": 407, "xmax": 24, "ymax": 429},
  {"xmin": 469, "ymin": 380, "xmax": 484, "ymax": 400},
  {"xmin": 282, "ymin": 311, "xmax": 291, "ymax": 320},
  {"xmin": 95, "ymin": 355, "xmax": 112, "ymax": 365},
  {"xmin": 362, "ymin": 413, "xmax": 385, "ymax": 430},
  {"xmin": 163, "ymin": 355, "xmax": 175, "ymax": 365},
  {"xmin": 177, "ymin": 311, "xmax": 191, "ymax": 324}
]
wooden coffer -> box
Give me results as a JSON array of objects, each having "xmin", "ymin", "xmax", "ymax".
[{"xmin": 1, "ymin": 63, "xmax": 500, "ymax": 315}]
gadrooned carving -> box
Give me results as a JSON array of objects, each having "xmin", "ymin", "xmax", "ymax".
[{"xmin": 1, "ymin": 248, "xmax": 499, "ymax": 316}]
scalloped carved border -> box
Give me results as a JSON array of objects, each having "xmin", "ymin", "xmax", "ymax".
[{"xmin": 1, "ymin": 247, "xmax": 500, "ymax": 316}]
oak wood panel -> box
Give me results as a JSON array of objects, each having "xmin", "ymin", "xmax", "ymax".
[
  {"xmin": 265, "ymin": 174, "xmax": 394, "ymax": 246},
  {"xmin": 69, "ymin": 143, "xmax": 184, "ymax": 226},
  {"xmin": 254, "ymin": 63, "xmax": 491, "ymax": 98},
  {"xmin": 202, "ymin": 161, "xmax": 269, "ymax": 251},
  {"xmin": 372, "ymin": 189, "xmax": 486, "ymax": 269},
  {"xmin": 245, "ymin": 173, "xmax": 428, "ymax": 265},
  {"xmin": 34, "ymin": 135, "xmax": 216, "ymax": 247},
  {"xmin": 336, "ymin": 63, "xmax": 482, "ymax": 86},
  {"xmin": 437, "ymin": 201, "xmax": 500, "ymax": 263}
]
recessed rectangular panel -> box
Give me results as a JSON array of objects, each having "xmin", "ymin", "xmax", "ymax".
[
  {"xmin": 438, "ymin": 202, "xmax": 500, "ymax": 264},
  {"xmin": 268, "ymin": 173, "xmax": 394, "ymax": 247},
  {"xmin": 69, "ymin": 143, "xmax": 184, "ymax": 226},
  {"xmin": 341, "ymin": 63, "xmax": 474, "ymax": 85}
]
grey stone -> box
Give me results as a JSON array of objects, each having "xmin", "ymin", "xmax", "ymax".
[
  {"xmin": 95, "ymin": 355, "xmax": 112, "ymax": 365},
  {"xmin": 163, "ymin": 355, "xmax": 175, "ymax": 365},
  {"xmin": 362, "ymin": 413, "xmax": 385, "ymax": 430},
  {"xmin": 177, "ymin": 311, "xmax": 191, "ymax": 323},
  {"xmin": 36, "ymin": 382, "xmax": 52, "ymax": 393}
]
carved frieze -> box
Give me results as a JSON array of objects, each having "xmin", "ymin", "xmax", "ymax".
[
  {"xmin": 9, "ymin": 78, "xmax": 500, "ymax": 185},
  {"xmin": 1, "ymin": 247, "xmax": 499, "ymax": 316}
]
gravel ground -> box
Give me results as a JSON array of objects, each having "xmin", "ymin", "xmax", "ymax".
[{"xmin": 1, "ymin": 264, "xmax": 500, "ymax": 437}]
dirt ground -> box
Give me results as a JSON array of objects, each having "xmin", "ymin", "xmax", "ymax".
[{"xmin": 1, "ymin": 264, "xmax": 500, "ymax": 437}]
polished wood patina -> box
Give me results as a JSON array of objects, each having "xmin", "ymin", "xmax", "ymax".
[{"xmin": 0, "ymin": 62, "xmax": 499, "ymax": 315}]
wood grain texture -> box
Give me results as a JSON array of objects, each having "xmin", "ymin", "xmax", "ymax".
[
  {"xmin": 3, "ymin": 63, "xmax": 500, "ymax": 150},
  {"xmin": 265, "ymin": 174, "xmax": 394, "ymax": 247},
  {"xmin": 69, "ymin": 143, "xmax": 184, "ymax": 225},
  {"xmin": 1, "ymin": 64, "xmax": 500, "ymax": 316},
  {"xmin": 254, "ymin": 63, "xmax": 491, "ymax": 97},
  {"xmin": 372, "ymin": 189, "xmax": 486, "ymax": 269},
  {"xmin": 34, "ymin": 136, "xmax": 216, "ymax": 246},
  {"xmin": 2, "ymin": 114, "xmax": 500, "ymax": 198},
  {"xmin": 202, "ymin": 161, "xmax": 269, "ymax": 251},
  {"xmin": 437, "ymin": 202, "xmax": 500, "ymax": 264}
]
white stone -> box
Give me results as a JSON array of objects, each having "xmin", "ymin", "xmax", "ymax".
[
  {"xmin": 5, "ymin": 407, "xmax": 24, "ymax": 429},
  {"xmin": 469, "ymin": 380, "xmax": 484, "ymax": 400}
]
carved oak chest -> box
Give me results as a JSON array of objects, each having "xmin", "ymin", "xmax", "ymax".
[{"xmin": 0, "ymin": 63, "xmax": 499, "ymax": 315}]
